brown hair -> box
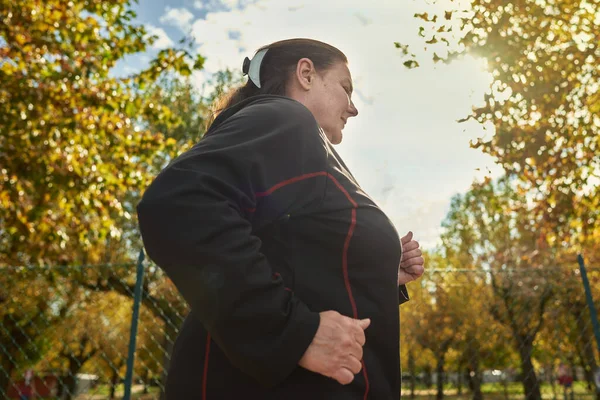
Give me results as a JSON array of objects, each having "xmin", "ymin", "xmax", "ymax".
[{"xmin": 207, "ymin": 38, "xmax": 347, "ymax": 127}]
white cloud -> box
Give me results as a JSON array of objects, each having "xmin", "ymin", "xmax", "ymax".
[
  {"xmin": 186, "ymin": 0, "xmax": 503, "ymax": 248},
  {"xmin": 193, "ymin": 0, "xmax": 256, "ymax": 12},
  {"xmin": 219, "ymin": 0, "xmax": 246, "ymax": 8},
  {"xmin": 146, "ymin": 25, "xmax": 174, "ymax": 49},
  {"xmin": 159, "ymin": 7, "xmax": 195, "ymax": 33}
]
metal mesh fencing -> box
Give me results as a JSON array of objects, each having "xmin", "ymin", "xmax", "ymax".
[
  {"xmin": 1, "ymin": 260, "xmax": 598, "ymax": 399},
  {"xmin": 0, "ymin": 263, "xmax": 187, "ymax": 400},
  {"xmin": 400, "ymin": 264, "xmax": 600, "ymax": 400}
]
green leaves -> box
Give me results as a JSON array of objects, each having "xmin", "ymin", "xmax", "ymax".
[
  {"xmin": 0, "ymin": 0, "xmax": 206, "ymax": 266},
  {"xmin": 403, "ymin": 60, "xmax": 420, "ymax": 69},
  {"xmin": 402, "ymin": 0, "xmax": 599, "ymax": 242}
]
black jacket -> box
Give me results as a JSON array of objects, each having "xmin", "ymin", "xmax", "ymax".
[{"xmin": 137, "ymin": 95, "xmax": 409, "ymax": 399}]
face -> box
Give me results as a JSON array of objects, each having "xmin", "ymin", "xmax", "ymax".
[{"xmin": 290, "ymin": 60, "xmax": 359, "ymax": 144}]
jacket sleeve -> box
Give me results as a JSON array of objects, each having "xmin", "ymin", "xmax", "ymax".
[
  {"xmin": 399, "ymin": 285, "xmax": 410, "ymax": 305},
  {"xmin": 137, "ymin": 98, "xmax": 327, "ymax": 387}
]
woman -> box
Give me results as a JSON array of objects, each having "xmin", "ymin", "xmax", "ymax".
[{"xmin": 137, "ymin": 38, "xmax": 424, "ymax": 399}]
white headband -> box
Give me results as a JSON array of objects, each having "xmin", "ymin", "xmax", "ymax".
[{"xmin": 242, "ymin": 48, "xmax": 269, "ymax": 88}]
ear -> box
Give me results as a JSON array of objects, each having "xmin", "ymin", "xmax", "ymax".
[{"xmin": 294, "ymin": 57, "xmax": 316, "ymax": 91}]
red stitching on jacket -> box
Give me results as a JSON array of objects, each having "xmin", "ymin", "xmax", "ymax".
[
  {"xmin": 238, "ymin": 170, "xmax": 370, "ymax": 398},
  {"xmin": 243, "ymin": 172, "xmax": 328, "ymax": 213},
  {"xmin": 324, "ymin": 173, "xmax": 370, "ymax": 399},
  {"xmin": 255, "ymin": 171, "xmax": 329, "ymax": 198}
]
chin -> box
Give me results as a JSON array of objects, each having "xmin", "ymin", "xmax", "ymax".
[{"xmin": 325, "ymin": 129, "xmax": 343, "ymax": 145}]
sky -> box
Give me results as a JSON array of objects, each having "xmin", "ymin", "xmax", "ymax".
[{"xmin": 127, "ymin": 0, "xmax": 504, "ymax": 248}]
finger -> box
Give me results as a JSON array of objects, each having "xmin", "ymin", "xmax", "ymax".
[
  {"xmin": 343, "ymin": 355, "xmax": 363, "ymax": 375},
  {"xmin": 400, "ymin": 264, "xmax": 425, "ymax": 277},
  {"xmin": 402, "ymin": 248, "xmax": 422, "ymax": 261},
  {"xmin": 357, "ymin": 318, "xmax": 371, "ymax": 330},
  {"xmin": 349, "ymin": 341, "xmax": 363, "ymax": 360},
  {"xmin": 412, "ymin": 264, "xmax": 425, "ymax": 276},
  {"xmin": 401, "ymin": 256, "xmax": 425, "ymax": 268},
  {"xmin": 401, "ymin": 240, "xmax": 420, "ymax": 253},
  {"xmin": 332, "ymin": 367, "xmax": 355, "ymax": 385},
  {"xmin": 342, "ymin": 331, "xmax": 364, "ymax": 360},
  {"xmin": 400, "ymin": 231, "xmax": 413, "ymax": 246},
  {"xmin": 354, "ymin": 329, "xmax": 366, "ymax": 346}
]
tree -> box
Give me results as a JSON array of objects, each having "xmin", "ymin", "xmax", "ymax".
[
  {"xmin": 141, "ymin": 68, "xmax": 242, "ymax": 152},
  {"xmin": 0, "ymin": 266, "xmax": 77, "ymax": 396},
  {"xmin": 540, "ymin": 249, "xmax": 600, "ymax": 395},
  {"xmin": 73, "ymin": 68, "xmax": 241, "ymax": 399},
  {"xmin": 135, "ymin": 307, "xmax": 173, "ymax": 396},
  {"xmin": 403, "ymin": 3, "xmax": 600, "ymax": 393},
  {"xmin": 0, "ymin": 0, "xmax": 204, "ymax": 267},
  {"xmin": 402, "ymin": 0, "xmax": 599, "ymax": 242},
  {"xmin": 38, "ymin": 287, "xmax": 133, "ymax": 400},
  {"xmin": 78, "ymin": 264, "xmax": 188, "ymax": 397},
  {"xmin": 408, "ymin": 252, "xmax": 465, "ymax": 400},
  {"xmin": 441, "ymin": 176, "xmax": 559, "ymax": 400},
  {"xmin": 87, "ymin": 294, "xmax": 134, "ymax": 400},
  {"xmin": 400, "ymin": 287, "xmax": 436, "ymax": 398},
  {"xmin": 440, "ymin": 186, "xmax": 522, "ymax": 400},
  {"xmin": 0, "ymin": 2, "xmax": 207, "ymax": 396}
]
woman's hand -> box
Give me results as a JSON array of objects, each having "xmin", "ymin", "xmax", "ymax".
[
  {"xmin": 398, "ymin": 231, "xmax": 425, "ymax": 285},
  {"xmin": 298, "ymin": 311, "xmax": 370, "ymax": 385}
]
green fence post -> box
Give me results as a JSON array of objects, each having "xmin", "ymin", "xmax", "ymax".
[
  {"xmin": 577, "ymin": 254, "xmax": 600, "ymax": 393},
  {"xmin": 123, "ymin": 249, "xmax": 145, "ymax": 400}
]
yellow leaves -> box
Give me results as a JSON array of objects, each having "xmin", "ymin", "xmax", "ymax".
[
  {"xmin": 164, "ymin": 137, "xmax": 177, "ymax": 147},
  {"xmin": 0, "ymin": 60, "xmax": 16, "ymax": 76},
  {"xmin": 50, "ymin": 9, "xmax": 63, "ymax": 21},
  {"xmin": 75, "ymin": 21, "xmax": 87, "ymax": 33},
  {"xmin": 14, "ymin": 33, "xmax": 28, "ymax": 46},
  {"xmin": 0, "ymin": 1, "xmax": 211, "ymax": 267}
]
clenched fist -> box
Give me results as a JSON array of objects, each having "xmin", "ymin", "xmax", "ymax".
[
  {"xmin": 398, "ymin": 231, "xmax": 425, "ymax": 285},
  {"xmin": 299, "ymin": 310, "xmax": 371, "ymax": 385}
]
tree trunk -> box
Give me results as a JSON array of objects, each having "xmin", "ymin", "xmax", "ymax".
[
  {"xmin": 465, "ymin": 339, "xmax": 483, "ymax": 400},
  {"xmin": 142, "ymin": 368, "xmax": 149, "ymax": 394},
  {"xmin": 467, "ymin": 367, "xmax": 474, "ymax": 392},
  {"xmin": 579, "ymin": 357, "xmax": 600, "ymax": 400},
  {"xmin": 457, "ymin": 365, "xmax": 463, "ymax": 396},
  {"xmin": 61, "ymin": 336, "xmax": 96, "ymax": 400},
  {"xmin": 518, "ymin": 338, "xmax": 542, "ymax": 400},
  {"xmin": 62, "ymin": 359, "xmax": 80, "ymax": 400},
  {"xmin": 502, "ymin": 375, "xmax": 510, "ymax": 400},
  {"xmin": 110, "ymin": 367, "xmax": 119, "ymax": 399},
  {"xmin": 424, "ymin": 365, "xmax": 433, "ymax": 389},
  {"xmin": 547, "ymin": 364, "xmax": 558, "ymax": 400},
  {"xmin": 468, "ymin": 365, "xmax": 483, "ymax": 400},
  {"xmin": 436, "ymin": 353, "xmax": 445, "ymax": 400},
  {"xmin": 568, "ymin": 355, "xmax": 578, "ymax": 382},
  {"xmin": 0, "ymin": 356, "xmax": 16, "ymax": 398},
  {"xmin": 408, "ymin": 349, "xmax": 416, "ymax": 399},
  {"xmin": 0, "ymin": 314, "xmax": 38, "ymax": 396},
  {"xmin": 574, "ymin": 303, "xmax": 600, "ymax": 399}
]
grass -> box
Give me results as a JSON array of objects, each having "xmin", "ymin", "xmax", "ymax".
[
  {"xmin": 38, "ymin": 381, "xmax": 597, "ymax": 399},
  {"xmin": 401, "ymin": 381, "xmax": 598, "ymax": 399},
  {"xmin": 45, "ymin": 384, "xmax": 162, "ymax": 399}
]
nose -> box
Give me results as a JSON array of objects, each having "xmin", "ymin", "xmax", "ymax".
[{"xmin": 348, "ymin": 99, "xmax": 358, "ymax": 117}]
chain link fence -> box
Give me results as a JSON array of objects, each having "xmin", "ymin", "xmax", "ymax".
[
  {"xmin": 400, "ymin": 262, "xmax": 600, "ymax": 399},
  {"xmin": 1, "ymin": 258, "xmax": 598, "ymax": 399},
  {"xmin": 0, "ymin": 261, "xmax": 187, "ymax": 399}
]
